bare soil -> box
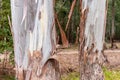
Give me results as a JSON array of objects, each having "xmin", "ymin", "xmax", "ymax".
[
  {"xmin": 56, "ymin": 49, "xmax": 120, "ymax": 73},
  {"xmin": 0, "ymin": 48, "xmax": 120, "ymax": 77}
]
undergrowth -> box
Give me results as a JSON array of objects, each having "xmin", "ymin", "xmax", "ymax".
[
  {"xmin": 0, "ymin": 68, "xmax": 120, "ymax": 80},
  {"xmin": 62, "ymin": 68, "xmax": 120, "ymax": 80}
]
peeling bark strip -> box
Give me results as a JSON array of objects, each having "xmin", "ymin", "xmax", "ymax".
[
  {"xmin": 10, "ymin": 0, "xmax": 60, "ymax": 80},
  {"xmin": 79, "ymin": 0, "xmax": 107, "ymax": 80}
]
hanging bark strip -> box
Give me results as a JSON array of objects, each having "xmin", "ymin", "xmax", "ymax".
[
  {"xmin": 65, "ymin": 0, "xmax": 76, "ymax": 31},
  {"xmin": 79, "ymin": 0, "xmax": 107, "ymax": 80},
  {"xmin": 55, "ymin": 13, "xmax": 69, "ymax": 48},
  {"xmin": 7, "ymin": 15, "xmax": 13, "ymax": 37},
  {"xmin": 79, "ymin": 0, "xmax": 87, "ymax": 77}
]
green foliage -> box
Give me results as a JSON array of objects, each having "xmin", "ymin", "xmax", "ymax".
[
  {"xmin": 115, "ymin": 0, "xmax": 120, "ymax": 40},
  {"xmin": 0, "ymin": 0, "xmax": 13, "ymax": 53},
  {"xmin": 0, "ymin": 0, "xmax": 120, "ymax": 51},
  {"xmin": 55, "ymin": 0, "xmax": 71, "ymax": 30},
  {"xmin": 106, "ymin": 0, "xmax": 120, "ymax": 41},
  {"xmin": 55, "ymin": 0, "xmax": 80, "ymax": 43}
]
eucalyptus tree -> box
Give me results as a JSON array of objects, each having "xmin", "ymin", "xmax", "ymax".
[
  {"xmin": 10, "ymin": 0, "xmax": 60, "ymax": 80},
  {"xmin": 79, "ymin": 0, "xmax": 107, "ymax": 80}
]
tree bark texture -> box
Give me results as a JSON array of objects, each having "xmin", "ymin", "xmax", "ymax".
[
  {"xmin": 10, "ymin": 0, "xmax": 60, "ymax": 80},
  {"xmin": 79, "ymin": 0, "xmax": 107, "ymax": 80}
]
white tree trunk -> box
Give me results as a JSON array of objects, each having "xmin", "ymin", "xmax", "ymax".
[
  {"xmin": 79, "ymin": 0, "xmax": 107, "ymax": 80},
  {"xmin": 11, "ymin": 0, "xmax": 60, "ymax": 80},
  {"xmin": 11, "ymin": 0, "xmax": 25, "ymax": 79}
]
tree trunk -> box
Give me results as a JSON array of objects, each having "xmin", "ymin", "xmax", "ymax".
[
  {"xmin": 55, "ymin": 13, "xmax": 69, "ymax": 48},
  {"xmin": 10, "ymin": 0, "xmax": 60, "ymax": 80},
  {"xmin": 65, "ymin": 0, "xmax": 76, "ymax": 30},
  {"xmin": 79, "ymin": 0, "xmax": 107, "ymax": 80},
  {"xmin": 111, "ymin": 0, "xmax": 115, "ymax": 48},
  {"xmin": 75, "ymin": 27, "xmax": 79, "ymax": 44}
]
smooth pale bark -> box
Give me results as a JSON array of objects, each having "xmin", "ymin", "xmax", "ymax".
[
  {"xmin": 11, "ymin": 0, "xmax": 60, "ymax": 80},
  {"xmin": 79, "ymin": 0, "xmax": 107, "ymax": 80},
  {"xmin": 11, "ymin": 1, "xmax": 25, "ymax": 79}
]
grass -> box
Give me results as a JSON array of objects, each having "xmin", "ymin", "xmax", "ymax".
[
  {"xmin": 62, "ymin": 72, "xmax": 79, "ymax": 80},
  {"xmin": 0, "ymin": 68, "xmax": 120, "ymax": 80},
  {"xmin": 103, "ymin": 68, "xmax": 120, "ymax": 80},
  {"xmin": 0, "ymin": 75, "xmax": 15, "ymax": 80},
  {"xmin": 62, "ymin": 68, "xmax": 120, "ymax": 80}
]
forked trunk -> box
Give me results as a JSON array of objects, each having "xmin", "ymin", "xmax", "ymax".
[
  {"xmin": 55, "ymin": 14, "xmax": 69, "ymax": 48},
  {"xmin": 10, "ymin": 0, "xmax": 60, "ymax": 80},
  {"xmin": 79, "ymin": 0, "xmax": 107, "ymax": 80},
  {"xmin": 65, "ymin": 0, "xmax": 76, "ymax": 30}
]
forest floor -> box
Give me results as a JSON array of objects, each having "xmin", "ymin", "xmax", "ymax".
[
  {"xmin": 0, "ymin": 43, "xmax": 120, "ymax": 80},
  {"xmin": 57, "ymin": 46, "xmax": 120, "ymax": 80},
  {"xmin": 57, "ymin": 48, "xmax": 120, "ymax": 73}
]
